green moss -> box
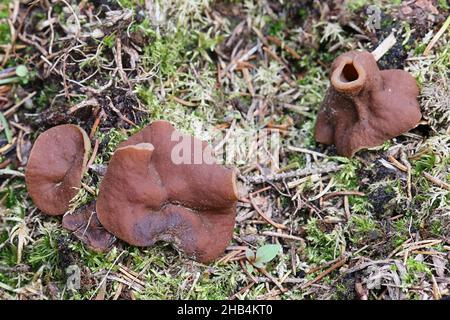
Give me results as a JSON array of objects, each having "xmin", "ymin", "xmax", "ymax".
[
  {"xmin": 268, "ymin": 19, "xmax": 286, "ymax": 36},
  {"xmin": 142, "ymin": 30, "xmax": 189, "ymax": 77},
  {"xmin": 28, "ymin": 230, "xmax": 60, "ymax": 270},
  {"xmin": 0, "ymin": 0, "xmax": 10, "ymax": 45},
  {"xmin": 102, "ymin": 33, "xmax": 116, "ymax": 49},
  {"xmin": 416, "ymin": 153, "xmax": 437, "ymax": 172},
  {"xmin": 391, "ymin": 217, "xmax": 411, "ymax": 247},
  {"xmin": 333, "ymin": 157, "xmax": 360, "ymax": 189},
  {"xmin": 403, "ymin": 258, "xmax": 432, "ymax": 287},
  {"xmin": 305, "ymin": 218, "xmax": 345, "ymax": 264},
  {"xmin": 345, "ymin": 0, "xmax": 367, "ymax": 11},
  {"xmin": 116, "ymin": 0, "xmax": 144, "ymax": 9},
  {"xmin": 349, "ymin": 214, "xmax": 380, "ymax": 244},
  {"xmin": 437, "ymin": 0, "xmax": 450, "ymax": 10}
]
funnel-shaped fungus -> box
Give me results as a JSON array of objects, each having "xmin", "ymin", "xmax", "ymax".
[
  {"xmin": 315, "ymin": 50, "xmax": 422, "ymax": 157},
  {"xmin": 96, "ymin": 121, "xmax": 238, "ymax": 263},
  {"xmin": 62, "ymin": 202, "xmax": 116, "ymax": 252},
  {"xmin": 25, "ymin": 124, "xmax": 91, "ymax": 215}
]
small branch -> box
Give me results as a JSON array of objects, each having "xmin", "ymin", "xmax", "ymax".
[
  {"xmin": 390, "ymin": 154, "xmax": 450, "ymax": 191},
  {"xmin": 371, "ymin": 33, "xmax": 396, "ymax": 61},
  {"xmin": 170, "ymin": 96, "xmax": 197, "ymax": 107},
  {"xmin": 0, "ymin": 168, "xmax": 24, "ymax": 177},
  {"xmin": 257, "ymin": 267, "xmax": 287, "ymax": 293},
  {"xmin": 388, "ymin": 155, "xmax": 408, "ymax": 172},
  {"xmin": 322, "ymin": 190, "xmax": 365, "ymax": 201},
  {"xmin": 400, "ymin": 152, "xmax": 412, "ymax": 201},
  {"xmin": 423, "ymin": 172, "xmax": 450, "ymax": 191},
  {"xmin": 69, "ymin": 98, "xmax": 99, "ymax": 114},
  {"xmin": 424, "ymin": 15, "xmax": 450, "ymax": 56},
  {"xmin": 266, "ymin": 35, "xmax": 301, "ymax": 59},
  {"xmin": 249, "ymin": 196, "xmax": 286, "ymax": 230},
  {"xmin": 4, "ymin": 92, "xmax": 36, "ymax": 118},
  {"xmin": 86, "ymin": 139, "xmax": 99, "ymax": 169},
  {"xmin": 262, "ymin": 231, "xmax": 304, "ymax": 241},
  {"xmin": 301, "ymin": 256, "xmax": 348, "ymax": 289},
  {"xmin": 245, "ymin": 163, "xmax": 343, "ymax": 184},
  {"xmin": 287, "ymin": 146, "xmax": 328, "ymax": 158}
]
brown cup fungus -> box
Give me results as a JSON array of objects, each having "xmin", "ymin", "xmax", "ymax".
[
  {"xmin": 315, "ymin": 50, "xmax": 422, "ymax": 158},
  {"xmin": 62, "ymin": 202, "xmax": 116, "ymax": 252},
  {"xmin": 96, "ymin": 120, "xmax": 239, "ymax": 263},
  {"xmin": 25, "ymin": 124, "xmax": 91, "ymax": 215}
]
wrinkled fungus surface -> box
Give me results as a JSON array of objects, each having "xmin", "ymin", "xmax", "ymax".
[
  {"xmin": 96, "ymin": 120, "xmax": 238, "ymax": 262},
  {"xmin": 315, "ymin": 50, "xmax": 422, "ymax": 157}
]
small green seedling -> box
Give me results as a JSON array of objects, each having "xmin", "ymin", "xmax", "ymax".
[
  {"xmin": 245, "ymin": 244, "xmax": 282, "ymax": 273},
  {"xmin": 0, "ymin": 65, "xmax": 29, "ymax": 85}
]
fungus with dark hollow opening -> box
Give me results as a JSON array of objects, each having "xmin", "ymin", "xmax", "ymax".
[
  {"xmin": 25, "ymin": 124, "xmax": 91, "ymax": 215},
  {"xmin": 315, "ymin": 50, "xmax": 422, "ymax": 158},
  {"xmin": 95, "ymin": 120, "xmax": 239, "ymax": 263}
]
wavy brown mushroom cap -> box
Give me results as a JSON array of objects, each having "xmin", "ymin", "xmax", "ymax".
[
  {"xmin": 96, "ymin": 121, "xmax": 239, "ymax": 263},
  {"xmin": 25, "ymin": 124, "xmax": 91, "ymax": 215},
  {"xmin": 62, "ymin": 201, "xmax": 116, "ymax": 252},
  {"xmin": 315, "ymin": 50, "xmax": 422, "ymax": 158}
]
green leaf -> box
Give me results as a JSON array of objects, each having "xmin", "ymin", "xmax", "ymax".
[
  {"xmin": 245, "ymin": 262, "xmax": 254, "ymax": 274},
  {"xmin": 255, "ymin": 244, "xmax": 282, "ymax": 265},
  {"xmin": 15, "ymin": 65, "xmax": 28, "ymax": 78},
  {"xmin": 245, "ymin": 248, "xmax": 255, "ymax": 261}
]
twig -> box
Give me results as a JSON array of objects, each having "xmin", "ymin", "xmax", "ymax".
[
  {"xmin": 424, "ymin": 15, "xmax": 450, "ymax": 56},
  {"xmin": 255, "ymin": 276, "xmax": 304, "ymax": 284},
  {"xmin": 16, "ymin": 33, "xmax": 48, "ymax": 56},
  {"xmin": 387, "ymin": 155, "xmax": 408, "ymax": 172},
  {"xmin": 262, "ymin": 231, "xmax": 303, "ymax": 241},
  {"xmin": 86, "ymin": 139, "xmax": 99, "ymax": 169},
  {"xmin": 108, "ymin": 99, "xmax": 136, "ymax": 126},
  {"xmin": 301, "ymin": 256, "xmax": 347, "ymax": 289},
  {"xmin": 4, "ymin": 92, "xmax": 36, "ymax": 117},
  {"xmin": 90, "ymin": 251, "xmax": 126, "ymax": 299},
  {"xmin": 69, "ymin": 98, "xmax": 99, "ymax": 114},
  {"xmin": 266, "ymin": 36, "xmax": 301, "ymax": 59},
  {"xmin": 395, "ymin": 240, "xmax": 442, "ymax": 257},
  {"xmin": 389, "ymin": 154, "xmax": 449, "ymax": 190},
  {"xmin": 343, "ymin": 195, "xmax": 350, "ymax": 220},
  {"xmin": 59, "ymin": 0, "xmax": 81, "ymax": 36},
  {"xmin": 81, "ymin": 183, "xmax": 96, "ymax": 196},
  {"xmin": 239, "ymin": 260, "xmax": 258, "ymax": 283},
  {"xmin": 241, "ymin": 68, "xmax": 255, "ymax": 96},
  {"xmin": 306, "ymin": 255, "xmax": 346, "ymax": 274},
  {"xmin": 322, "ymin": 190, "xmax": 365, "ymax": 201},
  {"xmin": 287, "ymin": 146, "xmax": 328, "ymax": 158},
  {"xmin": 249, "ymin": 196, "xmax": 286, "ymax": 230},
  {"xmin": 170, "ymin": 96, "xmax": 197, "ymax": 107},
  {"xmin": 229, "ymin": 282, "xmax": 255, "ymax": 300},
  {"xmin": 257, "ymin": 267, "xmax": 287, "ymax": 293},
  {"xmin": 0, "ymin": 168, "xmax": 24, "ymax": 177},
  {"xmin": 245, "ymin": 163, "xmax": 343, "ymax": 184},
  {"xmin": 423, "ymin": 172, "xmax": 450, "ymax": 191},
  {"xmin": 262, "ymin": 46, "xmax": 287, "ymax": 67},
  {"xmin": 371, "ymin": 33, "xmax": 396, "ymax": 61},
  {"xmin": 89, "ymin": 110, "xmax": 105, "ymax": 139},
  {"xmin": 400, "ymin": 152, "xmax": 412, "ymax": 201}
]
